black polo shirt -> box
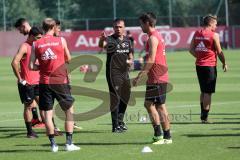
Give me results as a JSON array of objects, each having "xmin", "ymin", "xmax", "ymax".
[{"xmin": 105, "ymin": 34, "xmax": 133, "ymax": 76}]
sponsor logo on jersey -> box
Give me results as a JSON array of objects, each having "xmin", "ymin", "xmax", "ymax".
[
  {"xmin": 116, "ymin": 49, "xmax": 129, "ymax": 53},
  {"xmin": 38, "ymin": 42, "xmax": 60, "ymax": 48},
  {"xmin": 195, "ymin": 41, "xmax": 208, "ymax": 52},
  {"xmin": 41, "ymin": 48, "xmax": 57, "ymax": 60}
]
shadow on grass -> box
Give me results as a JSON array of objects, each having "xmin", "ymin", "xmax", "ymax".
[
  {"xmin": 118, "ymin": 121, "xmax": 239, "ymax": 125},
  {"xmin": 212, "ymin": 118, "xmax": 240, "ymax": 120},
  {"xmin": 0, "ymin": 126, "xmax": 46, "ymax": 135},
  {"xmin": 183, "ymin": 133, "xmax": 240, "ymax": 138},
  {"xmin": 0, "ymin": 132, "xmax": 26, "ymax": 139},
  {"xmin": 98, "ymin": 123, "xmax": 151, "ymax": 126},
  {"xmin": 227, "ymin": 147, "xmax": 240, "ymax": 149},
  {"xmin": 191, "ymin": 113, "xmax": 240, "ymax": 116},
  {"xmin": 0, "ymin": 129, "xmax": 113, "ymax": 139},
  {"xmin": 0, "ymin": 129, "xmax": 26, "ymax": 133},
  {"xmin": 171, "ymin": 121, "xmax": 240, "ymax": 125},
  {"xmin": 0, "ymin": 130, "xmax": 108, "ymax": 139},
  {"xmin": 75, "ymin": 142, "xmax": 151, "ymax": 145},
  {"xmin": 0, "ymin": 149, "xmax": 49, "ymax": 153},
  {"xmin": 211, "ymin": 128, "xmax": 240, "ymax": 131},
  {"xmin": 15, "ymin": 142, "xmax": 151, "ymax": 149},
  {"xmin": 0, "ymin": 126, "xmax": 26, "ymax": 133},
  {"xmin": 14, "ymin": 142, "xmax": 151, "ymax": 148},
  {"xmin": 74, "ymin": 130, "xmax": 108, "ymax": 134},
  {"xmin": 38, "ymin": 141, "xmax": 151, "ymax": 147},
  {"xmin": 99, "ymin": 121, "xmax": 240, "ymax": 126},
  {"xmin": 0, "ymin": 131, "xmax": 47, "ymax": 139},
  {"xmin": 0, "ymin": 126, "xmax": 25, "ymax": 129},
  {"xmin": 40, "ymin": 142, "xmax": 151, "ymax": 146}
]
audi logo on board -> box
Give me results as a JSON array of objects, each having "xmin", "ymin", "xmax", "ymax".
[{"xmin": 138, "ymin": 30, "xmax": 180, "ymax": 46}]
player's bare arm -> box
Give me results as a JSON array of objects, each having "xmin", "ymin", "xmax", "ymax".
[
  {"xmin": 213, "ymin": 33, "xmax": 227, "ymax": 72},
  {"xmin": 133, "ymin": 36, "xmax": 158, "ymax": 86},
  {"xmin": 11, "ymin": 44, "xmax": 27, "ymax": 82},
  {"xmin": 127, "ymin": 39, "xmax": 134, "ymax": 66},
  {"xmin": 98, "ymin": 31, "xmax": 107, "ymax": 48},
  {"xmin": 189, "ymin": 38, "xmax": 197, "ymax": 58},
  {"xmin": 61, "ymin": 37, "xmax": 71, "ymax": 63},
  {"xmin": 29, "ymin": 43, "xmax": 39, "ymax": 71},
  {"xmin": 127, "ymin": 52, "xmax": 134, "ymax": 67}
]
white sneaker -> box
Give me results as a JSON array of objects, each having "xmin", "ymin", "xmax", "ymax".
[
  {"xmin": 152, "ymin": 139, "xmax": 165, "ymax": 145},
  {"xmin": 65, "ymin": 144, "xmax": 80, "ymax": 151},
  {"xmin": 152, "ymin": 136, "xmax": 164, "ymax": 145},
  {"xmin": 51, "ymin": 145, "xmax": 59, "ymax": 152},
  {"xmin": 74, "ymin": 124, "xmax": 83, "ymax": 130},
  {"xmin": 164, "ymin": 138, "xmax": 173, "ymax": 144},
  {"xmin": 54, "ymin": 127, "xmax": 61, "ymax": 131},
  {"xmin": 152, "ymin": 136, "xmax": 172, "ymax": 145}
]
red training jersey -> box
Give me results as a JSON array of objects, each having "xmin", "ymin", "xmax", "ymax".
[
  {"xmin": 33, "ymin": 35, "xmax": 68, "ymax": 84},
  {"xmin": 20, "ymin": 41, "xmax": 40, "ymax": 85},
  {"xmin": 193, "ymin": 29, "xmax": 217, "ymax": 66},
  {"xmin": 145, "ymin": 30, "xmax": 168, "ymax": 84}
]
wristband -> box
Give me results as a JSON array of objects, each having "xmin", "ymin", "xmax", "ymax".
[{"xmin": 20, "ymin": 80, "xmax": 27, "ymax": 85}]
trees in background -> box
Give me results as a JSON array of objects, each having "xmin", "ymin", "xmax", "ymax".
[
  {"xmin": 3, "ymin": 0, "xmax": 45, "ymax": 27},
  {"xmin": 0, "ymin": 0, "xmax": 239, "ymax": 30}
]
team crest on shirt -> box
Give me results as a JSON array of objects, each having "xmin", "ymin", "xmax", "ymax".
[
  {"xmin": 121, "ymin": 42, "xmax": 129, "ymax": 48},
  {"xmin": 41, "ymin": 48, "xmax": 57, "ymax": 60}
]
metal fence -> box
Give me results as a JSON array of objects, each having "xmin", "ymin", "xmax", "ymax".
[{"xmin": 0, "ymin": 15, "xmax": 227, "ymax": 31}]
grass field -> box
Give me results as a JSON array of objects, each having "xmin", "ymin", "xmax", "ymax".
[{"xmin": 0, "ymin": 50, "xmax": 239, "ymax": 160}]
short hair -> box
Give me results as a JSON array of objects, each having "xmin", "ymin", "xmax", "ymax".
[
  {"xmin": 139, "ymin": 12, "xmax": 157, "ymax": 27},
  {"xmin": 113, "ymin": 18, "xmax": 125, "ymax": 25},
  {"xmin": 29, "ymin": 26, "xmax": 43, "ymax": 37},
  {"xmin": 55, "ymin": 19, "xmax": 61, "ymax": 26},
  {"xmin": 14, "ymin": 18, "xmax": 27, "ymax": 28},
  {"xmin": 42, "ymin": 18, "xmax": 56, "ymax": 32},
  {"xmin": 203, "ymin": 14, "xmax": 217, "ymax": 26}
]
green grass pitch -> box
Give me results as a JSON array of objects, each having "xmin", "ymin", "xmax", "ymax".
[{"xmin": 0, "ymin": 50, "xmax": 239, "ymax": 160}]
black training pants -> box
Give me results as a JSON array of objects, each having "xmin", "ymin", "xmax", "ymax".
[{"xmin": 106, "ymin": 71, "xmax": 131, "ymax": 129}]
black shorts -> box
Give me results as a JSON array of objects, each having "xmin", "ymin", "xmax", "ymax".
[
  {"xmin": 196, "ymin": 66, "xmax": 217, "ymax": 93},
  {"xmin": 18, "ymin": 84, "xmax": 39, "ymax": 104},
  {"xmin": 145, "ymin": 83, "xmax": 167, "ymax": 105},
  {"xmin": 39, "ymin": 84, "xmax": 75, "ymax": 111}
]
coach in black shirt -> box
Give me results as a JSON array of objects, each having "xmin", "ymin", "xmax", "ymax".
[{"xmin": 99, "ymin": 19, "xmax": 134, "ymax": 133}]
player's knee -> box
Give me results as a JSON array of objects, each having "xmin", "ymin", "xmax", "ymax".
[
  {"xmin": 24, "ymin": 104, "xmax": 33, "ymax": 111},
  {"xmin": 158, "ymin": 105, "xmax": 169, "ymax": 114},
  {"xmin": 207, "ymin": 93, "xmax": 212, "ymax": 96},
  {"xmin": 64, "ymin": 108, "xmax": 74, "ymax": 121},
  {"xmin": 204, "ymin": 93, "xmax": 212, "ymax": 98}
]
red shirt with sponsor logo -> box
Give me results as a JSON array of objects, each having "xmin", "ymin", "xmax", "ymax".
[
  {"xmin": 146, "ymin": 30, "xmax": 168, "ymax": 84},
  {"xmin": 20, "ymin": 41, "xmax": 40, "ymax": 85},
  {"xmin": 193, "ymin": 29, "xmax": 217, "ymax": 66},
  {"xmin": 33, "ymin": 35, "xmax": 68, "ymax": 84}
]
